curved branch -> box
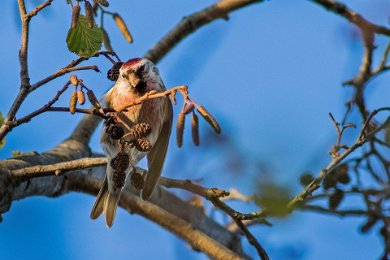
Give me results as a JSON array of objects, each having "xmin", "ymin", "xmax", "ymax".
[
  {"xmin": 145, "ymin": 0, "xmax": 264, "ymax": 63},
  {"xmin": 310, "ymin": 0, "xmax": 390, "ymax": 36}
]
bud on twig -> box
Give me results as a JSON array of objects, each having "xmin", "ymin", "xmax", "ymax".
[
  {"xmin": 191, "ymin": 113, "xmax": 200, "ymax": 146},
  {"xmin": 71, "ymin": 5, "xmax": 81, "ymax": 29},
  {"xmin": 176, "ymin": 112, "xmax": 185, "ymax": 148},
  {"xmin": 69, "ymin": 91, "xmax": 77, "ymax": 114},
  {"xmin": 113, "ymin": 13, "xmax": 133, "ymax": 43},
  {"xmin": 197, "ymin": 106, "xmax": 221, "ymax": 134}
]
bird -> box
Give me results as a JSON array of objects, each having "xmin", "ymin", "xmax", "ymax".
[{"xmin": 90, "ymin": 57, "xmax": 172, "ymax": 227}]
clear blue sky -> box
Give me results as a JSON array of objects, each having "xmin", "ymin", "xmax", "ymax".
[{"xmin": 1, "ymin": 0, "xmax": 389, "ymax": 259}]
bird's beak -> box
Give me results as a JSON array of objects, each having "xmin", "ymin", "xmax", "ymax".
[{"xmin": 128, "ymin": 73, "xmax": 140, "ymax": 89}]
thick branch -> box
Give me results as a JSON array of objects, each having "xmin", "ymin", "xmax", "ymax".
[{"xmin": 0, "ymin": 154, "xmax": 246, "ymax": 258}]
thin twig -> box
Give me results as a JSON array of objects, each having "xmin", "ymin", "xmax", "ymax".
[
  {"xmin": 159, "ymin": 177, "xmax": 269, "ymax": 259},
  {"xmin": 299, "ymin": 205, "xmax": 367, "ymax": 216},
  {"xmin": 30, "ymin": 65, "xmax": 100, "ymax": 92},
  {"xmin": 310, "ymin": 0, "xmax": 390, "ymax": 36},
  {"xmin": 27, "ymin": 0, "xmax": 53, "ymax": 18},
  {"xmin": 234, "ymin": 219, "xmax": 269, "ymax": 260}
]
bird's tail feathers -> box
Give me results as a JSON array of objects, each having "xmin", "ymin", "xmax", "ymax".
[
  {"xmin": 90, "ymin": 177, "xmax": 108, "ymax": 220},
  {"xmin": 104, "ymin": 190, "xmax": 120, "ymax": 228},
  {"xmin": 90, "ymin": 177, "xmax": 121, "ymax": 228}
]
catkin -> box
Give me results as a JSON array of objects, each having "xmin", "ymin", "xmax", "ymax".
[
  {"xmin": 191, "ymin": 113, "xmax": 200, "ymax": 146},
  {"xmin": 196, "ymin": 106, "xmax": 221, "ymax": 134},
  {"xmin": 86, "ymin": 89, "xmax": 101, "ymax": 109},
  {"xmin": 85, "ymin": 1, "xmax": 94, "ymax": 28},
  {"xmin": 70, "ymin": 74, "xmax": 78, "ymax": 86},
  {"xmin": 69, "ymin": 91, "xmax": 77, "ymax": 114},
  {"xmin": 176, "ymin": 112, "xmax": 185, "ymax": 148},
  {"xmin": 77, "ymin": 89, "xmax": 85, "ymax": 105},
  {"xmin": 71, "ymin": 5, "xmax": 81, "ymax": 28},
  {"xmin": 102, "ymin": 28, "xmax": 113, "ymax": 52},
  {"xmin": 113, "ymin": 13, "xmax": 133, "ymax": 43}
]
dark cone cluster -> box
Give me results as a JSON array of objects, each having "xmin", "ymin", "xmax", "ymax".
[
  {"xmin": 131, "ymin": 172, "xmax": 144, "ymax": 190},
  {"xmin": 113, "ymin": 170, "xmax": 126, "ymax": 189},
  {"xmin": 110, "ymin": 151, "xmax": 129, "ymax": 173},
  {"xmin": 107, "ymin": 124, "xmax": 124, "ymax": 140}
]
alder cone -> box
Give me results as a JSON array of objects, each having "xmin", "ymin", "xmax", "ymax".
[
  {"xmin": 135, "ymin": 138, "xmax": 152, "ymax": 152},
  {"xmin": 129, "ymin": 123, "xmax": 152, "ymax": 139},
  {"xmin": 110, "ymin": 151, "xmax": 129, "ymax": 173},
  {"xmin": 131, "ymin": 172, "xmax": 144, "ymax": 190},
  {"xmin": 113, "ymin": 170, "xmax": 126, "ymax": 189}
]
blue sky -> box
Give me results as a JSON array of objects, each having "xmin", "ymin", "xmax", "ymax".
[{"xmin": 1, "ymin": 0, "xmax": 389, "ymax": 259}]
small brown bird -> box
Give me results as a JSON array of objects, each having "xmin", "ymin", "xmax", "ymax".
[{"xmin": 90, "ymin": 58, "xmax": 172, "ymax": 227}]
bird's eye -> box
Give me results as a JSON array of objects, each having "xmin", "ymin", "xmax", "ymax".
[
  {"xmin": 121, "ymin": 74, "xmax": 128, "ymax": 79},
  {"xmin": 135, "ymin": 65, "xmax": 146, "ymax": 78}
]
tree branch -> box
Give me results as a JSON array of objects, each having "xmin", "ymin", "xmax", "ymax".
[
  {"xmin": 0, "ymin": 154, "xmax": 247, "ymax": 258},
  {"xmin": 30, "ymin": 65, "xmax": 100, "ymax": 92},
  {"xmin": 310, "ymin": 0, "xmax": 390, "ymax": 36},
  {"xmin": 144, "ymin": 0, "xmax": 264, "ymax": 63}
]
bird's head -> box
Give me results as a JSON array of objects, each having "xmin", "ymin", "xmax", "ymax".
[{"xmin": 118, "ymin": 58, "xmax": 163, "ymax": 94}]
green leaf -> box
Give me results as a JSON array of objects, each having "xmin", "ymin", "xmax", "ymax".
[
  {"xmin": 0, "ymin": 112, "xmax": 5, "ymax": 149},
  {"xmin": 66, "ymin": 15, "xmax": 103, "ymax": 58}
]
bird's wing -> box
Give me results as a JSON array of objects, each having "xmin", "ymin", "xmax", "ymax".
[{"xmin": 142, "ymin": 97, "xmax": 173, "ymax": 200}]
